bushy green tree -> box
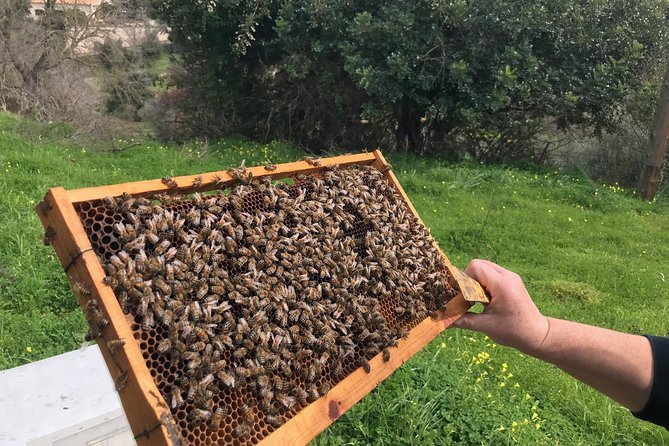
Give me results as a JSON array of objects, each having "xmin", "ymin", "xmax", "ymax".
[{"xmin": 148, "ymin": 0, "xmax": 669, "ymax": 159}]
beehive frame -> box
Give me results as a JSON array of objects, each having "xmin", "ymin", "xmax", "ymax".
[{"xmin": 36, "ymin": 150, "xmax": 488, "ymax": 445}]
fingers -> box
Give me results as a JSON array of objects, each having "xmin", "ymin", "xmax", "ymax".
[
  {"xmin": 464, "ymin": 259, "xmax": 503, "ymax": 294},
  {"xmin": 451, "ymin": 312, "xmax": 491, "ymax": 333},
  {"xmin": 472, "ymin": 259, "xmax": 508, "ymax": 275}
]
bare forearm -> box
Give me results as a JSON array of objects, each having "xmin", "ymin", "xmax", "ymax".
[
  {"xmin": 455, "ymin": 260, "xmax": 656, "ymax": 414},
  {"xmin": 524, "ymin": 317, "xmax": 653, "ymax": 412}
]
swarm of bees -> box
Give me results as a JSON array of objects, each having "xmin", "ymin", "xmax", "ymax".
[{"xmin": 98, "ymin": 165, "xmax": 457, "ymax": 441}]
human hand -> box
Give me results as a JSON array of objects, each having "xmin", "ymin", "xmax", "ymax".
[{"xmin": 451, "ymin": 259, "xmax": 550, "ymax": 354}]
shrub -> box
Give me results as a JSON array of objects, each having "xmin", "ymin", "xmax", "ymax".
[
  {"xmin": 147, "ymin": 0, "xmax": 669, "ymax": 159},
  {"xmin": 95, "ymin": 37, "xmax": 155, "ymax": 121}
]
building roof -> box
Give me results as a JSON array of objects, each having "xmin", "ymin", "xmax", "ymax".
[{"xmin": 31, "ymin": 0, "xmax": 102, "ymax": 6}]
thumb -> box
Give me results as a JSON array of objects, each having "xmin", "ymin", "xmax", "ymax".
[{"xmin": 451, "ymin": 312, "xmax": 489, "ymax": 334}]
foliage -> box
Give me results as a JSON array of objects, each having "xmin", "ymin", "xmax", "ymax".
[
  {"xmin": 147, "ymin": 0, "xmax": 669, "ymax": 160},
  {"xmin": 0, "ymin": 0, "xmax": 113, "ymax": 119},
  {"xmin": 95, "ymin": 37, "xmax": 161, "ymax": 120},
  {"xmin": 1, "ymin": 113, "xmax": 668, "ymax": 444}
]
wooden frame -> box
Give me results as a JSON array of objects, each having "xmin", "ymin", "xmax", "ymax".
[{"xmin": 36, "ymin": 150, "xmax": 487, "ymax": 445}]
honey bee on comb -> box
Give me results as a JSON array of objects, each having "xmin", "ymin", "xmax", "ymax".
[{"xmin": 76, "ymin": 164, "xmax": 460, "ymax": 444}]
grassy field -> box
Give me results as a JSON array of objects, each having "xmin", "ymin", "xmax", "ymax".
[{"xmin": 1, "ymin": 112, "xmax": 667, "ymax": 445}]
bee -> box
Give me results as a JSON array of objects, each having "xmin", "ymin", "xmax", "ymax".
[
  {"xmin": 273, "ymin": 375, "xmax": 285, "ymax": 392},
  {"xmin": 102, "ymin": 275, "xmax": 118, "ymax": 288},
  {"xmin": 217, "ymin": 370, "xmax": 236, "ymax": 388},
  {"xmin": 234, "ymin": 423, "xmax": 251, "ymax": 439},
  {"xmin": 306, "ymin": 364, "xmax": 317, "ymax": 382},
  {"xmin": 193, "ymin": 258, "xmax": 206, "ymax": 274},
  {"xmin": 236, "ymin": 366, "xmax": 252, "ymax": 380},
  {"xmin": 277, "ymin": 394, "xmax": 296, "ymax": 410},
  {"xmin": 382, "ymin": 348, "xmax": 391, "ymax": 362},
  {"xmin": 265, "ymin": 414, "xmax": 282, "ymax": 427},
  {"xmin": 302, "ymin": 156, "xmax": 322, "ymax": 167},
  {"xmin": 157, "ymin": 338, "xmax": 172, "ymax": 354},
  {"xmin": 240, "ymin": 403, "xmax": 254, "ymax": 424},
  {"xmin": 137, "ymin": 292, "xmax": 148, "ymax": 316},
  {"xmin": 171, "ymin": 387, "xmax": 184, "ymax": 409},
  {"xmin": 154, "ymin": 239, "xmax": 171, "ymax": 255},
  {"xmin": 120, "ymin": 197, "xmax": 136, "ymax": 211},
  {"xmin": 200, "ymin": 373, "xmax": 214, "ymax": 387},
  {"xmin": 161, "ymin": 309, "xmax": 175, "ymax": 326},
  {"xmin": 145, "ymin": 230, "xmax": 160, "ymax": 245},
  {"xmin": 361, "ymin": 358, "xmax": 371, "ymax": 373},
  {"xmin": 187, "ymin": 355, "xmax": 202, "ymax": 370},
  {"xmin": 294, "ymin": 387, "xmax": 308, "ymax": 406},
  {"xmin": 194, "ymin": 388, "xmax": 214, "ymax": 409},
  {"xmin": 84, "ymin": 327, "xmax": 101, "ymax": 341},
  {"xmin": 190, "ymin": 408, "xmax": 212, "ymax": 423},
  {"xmin": 114, "ymin": 371, "xmax": 128, "ymax": 391},
  {"xmin": 189, "ymin": 301, "xmax": 203, "ymax": 321},
  {"xmin": 107, "ymin": 339, "xmax": 125, "ymax": 354},
  {"xmin": 195, "ymin": 284, "xmax": 208, "ymax": 300},
  {"xmin": 280, "ymin": 361, "xmax": 293, "ymax": 377},
  {"xmin": 192, "ymin": 175, "xmax": 203, "ymax": 189},
  {"xmin": 86, "ymin": 300, "xmax": 108, "ymax": 328},
  {"xmin": 210, "ymin": 285, "xmax": 225, "ymax": 295},
  {"xmin": 264, "ymin": 163, "xmax": 277, "ymax": 171},
  {"xmin": 154, "ymin": 278, "xmax": 171, "ymax": 295},
  {"xmin": 161, "ymin": 176, "xmax": 178, "ymax": 190},
  {"xmin": 141, "ymin": 311, "xmax": 155, "ymax": 331},
  {"xmin": 210, "ymin": 406, "xmax": 227, "ymax": 430},
  {"xmin": 102, "ymin": 196, "xmax": 117, "ymax": 209},
  {"xmin": 73, "ymin": 282, "xmax": 91, "ymax": 296},
  {"xmin": 230, "ymin": 346, "xmax": 248, "ymax": 360},
  {"xmin": 186, "ymin": 382, "xmax": 198, "ymax": 401}
]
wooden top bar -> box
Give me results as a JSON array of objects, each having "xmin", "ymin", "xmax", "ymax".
[{"xmin": 67, "ymin": 152, "xmax": 377, "ymax": 203}]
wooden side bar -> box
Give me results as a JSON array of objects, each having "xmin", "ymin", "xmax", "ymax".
[
  {"xmin": 260, "ymin": 294, "xmax": 471, "ymax": 445},
  {"xmin": 66, "ymin": 152, "xmax": 377, "ymax": 203},
  {"xmin": 36, "ymin": 188, "xmax": 177, "ymax": 445}
]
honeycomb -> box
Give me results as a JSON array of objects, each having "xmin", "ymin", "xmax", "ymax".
[{"xmin": 73, "ymin": 165, "xmax": 460, "ymax": 445}]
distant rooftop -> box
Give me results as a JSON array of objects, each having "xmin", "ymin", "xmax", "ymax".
[{"xmin": 31, "ymin": 0, "xmax": 102, "ymax": 6}]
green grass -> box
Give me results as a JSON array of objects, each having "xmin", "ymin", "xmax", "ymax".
[{"xmin": 1, "ymin": 112, "xmax": 667, "ymax": 444}]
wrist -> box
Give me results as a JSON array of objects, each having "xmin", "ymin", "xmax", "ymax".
[{"xmin": 519, "ymin": 315, "xmax": 551, "ymax": 356}]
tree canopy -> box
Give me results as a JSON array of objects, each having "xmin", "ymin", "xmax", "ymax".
[{"xmin": 149, "ymin": 0, "xmax": 669, "ymax": 159}]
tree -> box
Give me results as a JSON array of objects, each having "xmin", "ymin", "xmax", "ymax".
[
  {"xmin": 0, "ymin": 0, "xmax": 117, "ymax": 117},
  {"xmin": 148, "ymin": 0, "xmax": 669, "ymax": 158},
  {"xmin": 638, "ymin": 60, "xmax": 669, "ymax": 200}
]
